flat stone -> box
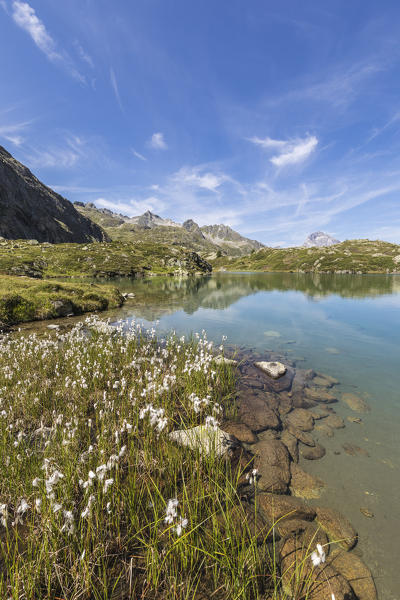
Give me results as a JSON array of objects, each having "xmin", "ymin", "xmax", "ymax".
[
  {"xmin": 342, "ymin": 443, "xmax": 369, "ymax": 457},
  {"xmin": 314, "ymin": 423, "xmax": 334, "ymax": 438},
  {"xmin": 286, "ymin": 423, "xmax": 315, "ymax": 446},
  {"xmin": 214, "ymin": 355, "xmax": 238, "ymax": 366},
  {"xmin": 328, "ymin": 550, "xmax": 377, "ymax": 600},
  {"xmin": 254, "ymin": 361, "xmax": 286, "ymax": 379},
  {"xmin": 341, "ymin": 393, "xmax": 370, "ymax": 413},
  {"xmin": 221, "ymin": 422, "xmax": 258, "ymax": 444},
  {"xmin": 305, "ymin": 387, "xmax": 338, "ymax": 403},
  {"xmin": 285, "ymin": 408, "xmax": 314, "ymax": 432},
  {"xmin": 280, "ymin": 430, "xmax": 299, "ymax": 462},
  {"xmin": 168, "ymin": 425, "xmax": 234, "ymax": 457},
  {"xmin": 324, "ymin": 414, "xmax": 345, "ymax": 429},
  {"xmin": 301, "ymin": 442, "xmax": 326, "ymax": 460},
  {"xmin": 360, "ymin": 507, "xmax": 374, "ymax": 518},
  {"xmin": 312, "ymin": 376, "xmax": 333, "ymax": 388},
  {"xmin": 315, "ymin": 506, "xmax": 358, "ymax": 550},
  {"xmin": 258, "ymin": 493, "xmax": 316, "ymax": 523},
  {"xmin": 253, "ymin": 439, "xmax": 291, "ymax": 493},
  {"xmin": 290, "ymin": 464, "xmax": 325, "ymax": 499}
]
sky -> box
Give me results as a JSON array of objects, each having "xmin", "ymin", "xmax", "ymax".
[{"xmin": 1, "ymin": 0, "xmax": 400, "ymax": 246}]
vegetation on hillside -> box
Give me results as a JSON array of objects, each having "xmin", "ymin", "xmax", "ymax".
[
  {"xmin": 0, "ymin": 276, "xmax": 123, "ymax": 326},
  {"xmin": 0, "ymin": 239, "xmax": 211, "ymax": 279},
  {"xmin": 212, "ymin": 239, "xmax": 400, "ymax": 274}
]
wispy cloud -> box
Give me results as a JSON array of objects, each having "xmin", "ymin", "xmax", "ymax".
[
  {"xmin": 96, "ymin": 196, "xmax": 167, "ymax": 216},
  {"xmin": 10, "ymin": 1, "xmax": 85, "ymax": 82},
  {"xmin": 132, "ymin": 148, "xmax": 147, "ymax": 161},
  {"xmin": 74, "ymin": 41, "xmax": 94, "ymax": 69},
  {"xmin": 172, "ymin": 166, "xmax": 226, "ymax": 191},
  {"xmin": 0, "ymin": 120, "xmax": 31, "ymax": 146},
  {"xmin": 110, "ymin": 67, "xmax": 124, "ymax": 112},
  {"xmin": 249, "ymin": 135, "xmax": 318, "ymax": 167},
  {"xmin": 24, "ymin": 135, "xmax": 89, "ymax": 168},
  {"xmin": 148, "ymin": 132, "xmax": 167, "ymax": 150}
]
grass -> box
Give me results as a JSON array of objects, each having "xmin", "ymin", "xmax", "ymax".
[
  {"xmin": 0, "ymin": 239, "xmax": 212, "ymax": 279},
  {"xmin": 0, "ymin": 318, "xmax": 329, "ymax": 599},
  {"xmin": 0, "ymin": 275, "xmax": 123, "ymax": 325},
  {"xmin": 212, "ymin": 239, "xmax": 400, "ymax": 274}
]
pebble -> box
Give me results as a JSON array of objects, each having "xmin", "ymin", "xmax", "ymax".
[{"xmin": 360, "ymin": 507, "xmax": 374, "ymax": 518}]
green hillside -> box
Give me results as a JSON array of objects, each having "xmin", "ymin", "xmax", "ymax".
[{"xmin": 212, "ymin": 239, "xmax": 400, "ymax": 273}]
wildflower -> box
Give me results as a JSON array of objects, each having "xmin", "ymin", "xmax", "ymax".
[
  {"xmin": 311, "ymin": 543, "xmax": 326, "ymax": 567},
  {"xmin": 13, "ymin": 498, "xmax": 29, "ymax": 525},
  {"xmin": 175, "ymin": 516, "xmax": 188, "ymax": 537},
  {"xmin": 164, "ymin": 498, "xmax": 179, "ymax": 525},
  {"xmin": 103, "ymin": 478, "xmax": 114, "ymax": 493},
  {"xmin": 205, "ymin": 415, "xmax": 219, "ymax": 429},
  {"xmin": 61, "ymin": 510, "xmax": 75, "ymax": 535},
  {"xmin": 81, "ymin": 494, "xmax": 95, "ymax": 519},
  {"xmin": 32, "ymin": 477, "xmax": 41, "ymax": 487},
  {"xmin": 53, "ymin": 503, "xmax": 62, "ymax": 513},
  {"xmin": 35, "ymin": 498, "xmax": 42, "ymax": 513},
  {"xmin": 0, "ymin": 504, "xmax": 8, "ymax": 527},
  {"xmin": 245, "ymin": 468, "xmax": 259, "ymax": 486}
]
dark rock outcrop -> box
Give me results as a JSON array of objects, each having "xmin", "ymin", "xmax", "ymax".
[{"xmin": 0, "ymin": 146, "xmax": 109, "ymax": 243}]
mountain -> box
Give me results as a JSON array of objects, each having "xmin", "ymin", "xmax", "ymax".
[
  {"xmin": 0, "ymin": 147, "xmax": 108, "ymax": 244},
  {"xmin": 74, "ymin": 204, "xmax": 264, "ymax": 257},
  {"xmin": 302, "ymin": 231, "xmax": 340, "ymax": 247}
]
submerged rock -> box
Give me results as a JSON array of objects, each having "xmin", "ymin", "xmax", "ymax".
[
  {"xmin": 341, "ymin": 393, "xmax": 371, "ymax": 413},
  {"xmin": 301, "ymin": 442, "xmax": 326, "ymax": 460},
  {"xmin": 168, "ymin": 425, "xmax": 235, "ymax": 457},
  {"xmin": 254, "ymin": 361, "xmax": 286, "ymax": 379},
  {"xmin": 342, "ymin": 443, "xmax": 369, "ymax": 457},
  {"xmin": 329, "ymin": 550, "xmax": 377, "ymax": 600},
  {"xmin": 285, "ymin": 408, "xmax": 314, "ymax": 432},
  {"xmin": 305, "ymin": 387, "xmax": 338, "ymax": 403},
  {"xmin": 290, "ymin": 464, "xmax": 325, "ymax": 499},
  {"xmin": 324, "ymin": 414, "xmax": 345, "ymax": 429},
  {"xmin": 280, "ymin": 429, "xmax": 299, "ymax": 462},
  {"xmin": 238, "ymin": 393, "xmax": 280, "ymax": 432},
  {"xmin": 213, "ymin": 355, "xmax": 238, "ymax": 366},
  {"xmin": 315, "ymin": 506, "xmax": 358, "ymax": 550}
]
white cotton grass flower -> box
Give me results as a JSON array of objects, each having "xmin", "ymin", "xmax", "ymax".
[
  {"xmin": 205, "ymin": 415, "xmax": 219, "ymax": 429},
  {"xmin": 13, "ymin": 498, "xmax": 29, "ymax": 525},
  {"xmin": 331, "ymin": 595, "xmax": 336, "ymax": 600},
  {"xmin": 164, "ymin": 498, "xmax": 179, "ymax": 525},
  {"xmin": 175, "ymin": 516, "xmax": 188, "ymax": 537},
  {"xmin": 103, "ymin": 478, "xmax": 114, "ymax": 493},
  {"xmin": 0, "ymin": 503, "xmax": 8, "ymax": 527},
  {"xmin": 310, "ymin": 543, "xmax": 326, "ymax": 567},
  {"xmin": 245, "ymin": 468, "xmax": 259, "ymax": 486}
]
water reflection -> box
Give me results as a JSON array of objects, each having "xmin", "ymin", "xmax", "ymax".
[{"xmin": 112, "ymin": 272, "xmax": 400, "ymax": 320}]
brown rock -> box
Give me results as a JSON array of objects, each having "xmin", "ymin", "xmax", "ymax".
[
  {"xmin": 347, "ymin": 416, "xmax": 363, "ymax": 424},
  {"xmin": 329, "ymin": 550, "xmax": 377, "ymax": 600},
  {"xmin": 316, "ymin": 372, "xmax": 339, "ymax": 385},
  {"xmin": 324, "ymin": 414, "xmax": 345, "ymax": 429},
  {"xmin": 290, "ymin": 464, "xmax": 325, "ymax": 499},
  {"xmin": 280, "ymin": 430, "xmax": 299, "ymax": 462},
  {"xmin": 310, "ymin": 406, "xmax": 332, "ymax": 420},
  {"xmin": 221, "ymin": 422, "xmax": 258, "ymax": 444},
  {"xmin": 315, "ymin": 506, "xmax": 358, "ymax": 550},
  {"xmin": 286, "ymin": 423, "xmax": 316, "ymax": 446},
  {"xmin": 341, "ymin": 393, "xmax": 371, "ymax": 413},
  {"xmin": 276, "ymin": 518, "xmax": 309, "ymax": 538},
  {"xmin": 238, "ymin": 395, "xmax": 280, "ymax": 432},
  {"xmin": 277, "ymin": 392, "xmax": 293, "ymax": 416},
  {"xmin": 314, "ymin": 423, "xmax": 334, "ymax": 438},
  {"xmin": 253, "ymin": 440, "xmax": 291, "ymax": 493},
  {"xmin": 305, "ymin": 387, "xmax": 338, "ymax": 403},
  {"xmin": 342, "ymin": 443, "xmax": 369, "ymax": 457},
  {"xmin": 262, "ymin": 366, "xmax": 295, "ymax": 393},
  {"xmin": 258, "ymin": 493, "xmax": 316, "ymax": 523},
  {"xmin": 285, "ymin": 408, "xmax": 314, "ymax": 432},
  {"xmin": 312, "ymin": 375, "xmax": 333, "ymax": 388},
  {"xmin": 360, "ymin": 507, "xmax": 374, "ymax": 518},
  {"xmin": 238, "ymin": 376, "xmax": 264, "ymax": 391},
  {"xmin": 301, "ymin": 443, "xmax": 326, "ymax": 460}
]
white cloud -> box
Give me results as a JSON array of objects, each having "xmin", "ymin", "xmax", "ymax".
[
  {"xmin": 0, "ymin": 121, "xmax": 31, "ymax": 146},
  {"xmin": 132, "ymin": 148, "xmax": 147, "ymax": 161},
  {"xmin": 110, "ymin": 67, "xmax": 123, "ymax": 112},
  {"xmin": 74, "ymin": 41, "xmax": 94, "ymax": 69},
  {"xmin": 11, "ymin": 1, "xmax": 85, "ymax": 83},
  {"xmin": 12, "ymin": 1, "xmax": 60, "ymax": 61},
  {"xmin": 96, "ymin": 196, "xmax": 167, "ymax": 217},
  {"xmin": 172, "ymin": 166, "xmax": 225, "ymax": 191},
  {"xmin": 149, "ymin": 132, "xmax": 167, "ymax": 150},
  {"xmin": 250, "ymin": 134, "xmax": 318, "ymax": 167}
]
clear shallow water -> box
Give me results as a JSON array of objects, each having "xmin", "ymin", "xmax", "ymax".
[{"xmin": 26, "ymin": 272, "xmax": 400, "ymax": 598}]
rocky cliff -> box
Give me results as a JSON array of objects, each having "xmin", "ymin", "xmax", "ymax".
[{"xmin": 0, "ymin": 146, "xmax": 108, "ymax": 243}]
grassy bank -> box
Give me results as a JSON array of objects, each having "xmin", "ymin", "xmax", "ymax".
[
  {"xmin": 0, "ymin": 275, "xmax": 123, "ymax": 326},
  {"xmin": 212, "ymin": 239, "xmax": 400, "ymax": 274},
  {"xmin": 0, "ymin": 318, "xmax": 277, "ymax": 599},
  {"xmin": 0, "ymin": 239, "xmax": 211, "ymax": 279}
]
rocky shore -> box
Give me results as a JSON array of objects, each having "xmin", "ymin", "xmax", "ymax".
[{"xmin": 215, "ymin": 350, "xmax": 376, "ymax": 599}]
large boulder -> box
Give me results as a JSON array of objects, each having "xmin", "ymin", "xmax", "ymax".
[
  {"xmin": 253, "ymin": 440, "xmax": 291, "ymax": 493},
  {"xmin": 290, "ymin": 464, "xmax": 325, "ymax": 499},
  {"xmin": 258, "ymin": 493, "xmax": 316, "ymax": 523},
  {"xmin": 329, "ymin": 550, "xmax": 377, "ymax": 600},
  {"xmin": 301, "ymin": 443, "xmax": 326, "ymax": 460},
  {"xmin": 255, "ymin": 361, "xmax": 287, "ymax": 379},
  {"xmin": 324, "ymin": 414, "xmax": 345, "ymax": 429},
  {"xmin": 238, "ymin": 395, "xmax": 280, "ymax": 432},
  {"xmin": 285, "ymin": 408, "xmax": 314, "ymax": 432},
  {"xmin": 168, "ymin": 425, "xmax": 235, "ymax": 457},
  {"xmin": 315, "ymin": 507, "xmax": 358, "ymax": 550}
]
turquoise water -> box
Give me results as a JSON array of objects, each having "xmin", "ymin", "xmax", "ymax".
[{"xmin": 27, "ymin": 272, "xmax": 400, "ymax": 598}]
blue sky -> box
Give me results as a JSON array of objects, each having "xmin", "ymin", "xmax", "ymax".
[{"xmin": 1, "ymin": 0, "xmax": 400, "ymax": 246}]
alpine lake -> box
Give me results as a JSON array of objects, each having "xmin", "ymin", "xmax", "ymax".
[{"xmin": 22, "ymin": 271, "xmax": 400, "ymax": 599}]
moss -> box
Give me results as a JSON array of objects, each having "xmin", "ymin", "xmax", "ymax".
[{"xmin": 0, "ymin": 275, "xmax": 123, "ymax": 325}]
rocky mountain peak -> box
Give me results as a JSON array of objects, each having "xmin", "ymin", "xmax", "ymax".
[{"xmin": 302, "ymin": 231, "xmax": 341, "ymax": 248}]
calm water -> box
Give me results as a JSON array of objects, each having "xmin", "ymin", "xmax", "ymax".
[{"xmin": 28, "ymin": 272, "xmax": 400, "ymax": 598}]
